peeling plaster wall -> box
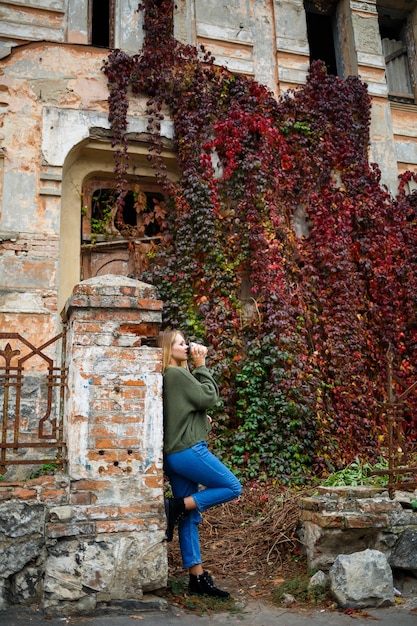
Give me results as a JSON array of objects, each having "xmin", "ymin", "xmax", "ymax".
[
  {"xmin": 0, "ymin": 40, "xmax": 176, "ymax": 330},
  {"xmin": 0, "ymin": 42, "xmax": 111, "ymax": 342},
  {"xmin": 0, "ymin": 1, "xmax": 416, "ymax": 342}
]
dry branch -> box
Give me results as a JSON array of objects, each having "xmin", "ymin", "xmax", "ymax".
[{"xmin": 168, "ymin": 484, "xmax": 309, "ymax": 584}]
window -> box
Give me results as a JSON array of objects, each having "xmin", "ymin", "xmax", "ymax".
[
  {"xmin": 304, "ymin": 0, "xmax": 339, "ymax": 76},
  {"xmin": 378, "ymin": 4, "xmax": 415, "ymax": 103},
  {"xmin": 88, "ymin": 187, "xmax": 163, "ymax": 239},
  {"xmin": 91, "ymin": 0, "xmax": 115, "ymax": 48},
  {"xmin": 81, "ymin": 178, "xmax": 164, "ymax": 280}
]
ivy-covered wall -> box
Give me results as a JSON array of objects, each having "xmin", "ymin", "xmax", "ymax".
[{"xmin": 103, "ymin": 0, "xmax": 417, "ymax": 482}]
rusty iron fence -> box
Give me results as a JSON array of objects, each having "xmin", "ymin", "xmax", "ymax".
[
  {"xmin": 371, "ymin": 347, "xmax": 417, "ymax": 497},
  {"xmin": 0, "ymin": 332, "xmax": 67, "ymax": 477}
]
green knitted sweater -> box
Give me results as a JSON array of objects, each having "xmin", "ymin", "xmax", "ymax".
[{"xmin": 163, "ymin": 365, "xmax": 219, "ymax": 456}]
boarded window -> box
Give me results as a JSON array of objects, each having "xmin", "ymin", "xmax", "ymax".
[{"xmin": 378, "ymin": 5, "xmax": 415, "ymax": 103}]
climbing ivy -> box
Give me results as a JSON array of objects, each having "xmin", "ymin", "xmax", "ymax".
[{"xmin": 103, "ymin": 0, "xmax": 417, "ymax": 483}]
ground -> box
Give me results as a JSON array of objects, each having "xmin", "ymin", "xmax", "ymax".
[
  {"xmin": 166, "ymin": 482, "xmax": 321, "ymax": 612},
  {"xmin": 165, "ymin": 482, "xmax": 417, "ymax": 616}
]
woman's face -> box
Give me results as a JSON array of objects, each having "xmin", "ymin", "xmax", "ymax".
[{"xmin": 170, "ymin": 333, "xmax": 187, "ymax": 366}]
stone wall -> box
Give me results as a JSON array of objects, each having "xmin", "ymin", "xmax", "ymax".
[
  {"xmin": 0, "ymin": 276, "xmax": 167, "ymax": 615},
  {"xmin": 300, "ymin": 486, "xmax": 417, "ymax": 575}
]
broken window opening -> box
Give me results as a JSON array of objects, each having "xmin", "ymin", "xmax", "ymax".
[
  {"xmin": 81, "ymin": 178, "xmax": 165, "ymax": 281},
  {"xmin": 304, "ymin": 1, "xmax": 338, "ymax": 76},
  {"xmin": 87, "ymin": 186, "xmax": 163, "ymax": 239},
  {"xmin": 91, "ymin": 0, "xmax": 115, "ymax": 48}
]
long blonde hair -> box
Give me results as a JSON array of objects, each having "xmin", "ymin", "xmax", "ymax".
[{"xmin": 157, "ymin": 329, "xmax": 188, "ymax": 372}]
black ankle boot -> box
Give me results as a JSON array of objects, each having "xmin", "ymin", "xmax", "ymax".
[
  {"xmin": 164, "ymin": 497, "xmax": 186, "ymax": 542},
  {"xmin": 188, "ymin": 571, "xmax": 230, "ymax": 599}
]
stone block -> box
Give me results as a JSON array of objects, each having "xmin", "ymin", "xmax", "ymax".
[
  {"xmin": 389, "ymin": 529, "xmax": 417, "ymax": 575},
  {"xmin": 302, "ymin": 521, "xmax": 382, "ymax": 572},
  {"xmin": 43, "ymin": 535, "xmax": 167, "ymax": 608},
  {"xmin": 48, "ymin": 505, "xmax": 73, "ymax": 522},
  {"xmin": 317, "ymin": 486, "xmax": 387, "ymax": 499},
  {"xmin": 0, "ymin": 502, "xmax": 45, "ymax": 537},
  {"xmin": 343, "ymin": 514, "xmax": 388, "ymax": 529},
  {"xmin": 299, "ymin": 496, "xmax": 322, "ymax": 511},
  {"xmin": 45, "ymin": 521, "xmax": 96, "ymax": 539},
  {"xmin": 329, "ymin": 549, "xmax": 394, "ymax": 609},
  {"xmin": 357, "ymin": 498, "xmax": 402, "ymax": 514},
  {"xmin": 9, "ymin": 564, "xmax": 44, "ymax": 604},
  {"xmin": 311, "ymin": 512, "xmax": 345, "ymax": 528},
  {"xmin": 0, "ymin": 538, "xmax": 45, "ymax": 578}
]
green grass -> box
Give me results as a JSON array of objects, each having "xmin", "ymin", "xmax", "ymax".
[
  {"xmin": 272, "ymin": 573, "xmax": 328, "ymax": 606},
  {"xmin": 167, "ymin": 575, "xmax": 240, "ymax": 615}
]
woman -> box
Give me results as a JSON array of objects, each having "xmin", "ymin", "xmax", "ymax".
[{"xmin": 158, "ymin": 329, "xmax": 242, "ymax": 599}]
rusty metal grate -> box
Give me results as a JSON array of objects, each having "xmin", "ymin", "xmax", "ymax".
[
  {"xmin": 0, "ymin": 332, "xmax": 67, "ymax": 476},
  {"xmin": 371, "ymin": 347, "xmax": 417, "ymax": 497}
]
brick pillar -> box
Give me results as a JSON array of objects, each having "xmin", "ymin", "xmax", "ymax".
[{"xmin": 44, "ymin": 275, "xmax": 166, "ymax": 614}]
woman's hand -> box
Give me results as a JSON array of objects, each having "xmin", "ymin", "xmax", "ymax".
[{"xmin": 189, "ymin": 343, "xmax": 208, "ymax": 367}]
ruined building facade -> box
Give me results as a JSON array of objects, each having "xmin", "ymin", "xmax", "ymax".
[
  {"xmin": 0, "ymin": 0, "xmax": 417, "ymax": 612},
  {"xmin": 0, "ymin": 0, "xmax": 416, "ymax": 353}
]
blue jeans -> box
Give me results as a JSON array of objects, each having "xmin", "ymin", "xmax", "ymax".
[{"xmin": 164, "ymin": 441, "xmax": 242, "ymax": 569}]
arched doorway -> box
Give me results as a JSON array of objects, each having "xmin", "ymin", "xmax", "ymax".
[{"xmin": 58, "ymin": 132, "xmax": 179, "ymax": 313}]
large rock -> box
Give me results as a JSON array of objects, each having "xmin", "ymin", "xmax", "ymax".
[
  {"xmin": 0, "ymin": 539, "xmax": 44, "ymax": 579},
  {"xmin": 389, "ymin": 529, "xmax": 417, "ymax": 576},
  {"xmin": 0, "ymin": 502, "xmax": 44, "ymax": 537},
  {"xmin": 0, "ymin": 502, "xmax": 45, "ymax": 579},
  {"xmin": 43, "ymin": 535, "xmax": 166, "ymax": 612},
  {"xmin": 329, "ymin": 549, "xmax": 394, "ymax": 609},
  {"xmin": 9, "ymin": 563, "xmax": 44, "ymax": 604}
]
